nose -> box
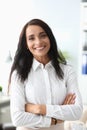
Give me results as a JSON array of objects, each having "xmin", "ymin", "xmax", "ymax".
[{"xmin": 35, "ymin": 37, "xmax": 41, "ymax": 45}]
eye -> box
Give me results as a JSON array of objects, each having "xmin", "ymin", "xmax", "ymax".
[
  {"xmin": 28, "ymin": 37, "xmax": 34, "ymax": 41},
  {"xmin": 40, "ymin": 33, "xmax": 47, "ymax": 38}
]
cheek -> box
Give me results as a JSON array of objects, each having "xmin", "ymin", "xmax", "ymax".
[
  {"xmin": 27, "ymin": 42, "xmax": 32, "ymax": 50},
  {"xmin": 47, "ymin": 40, "xmax": 51, "ymax": 49},
  {"xmin": 48, "ymin": 42, "xmax": 50, "ymax": 48}
]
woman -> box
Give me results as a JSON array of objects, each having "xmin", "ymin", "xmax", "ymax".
[{"xmin": 8, "ymin": 19, "xmax": 83, "ymax": 130}]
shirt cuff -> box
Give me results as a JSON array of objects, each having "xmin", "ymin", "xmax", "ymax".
[
  {"xmin": 46, "ymin": 104, "xmax": 54, "ymax": 117},
  {"xmin": 46, "ymin": 104, "xmax": 62, "ymax": 118},
  {"xmin": 43, "ymin": 116, "xmax": 51, "ymax": 127}
]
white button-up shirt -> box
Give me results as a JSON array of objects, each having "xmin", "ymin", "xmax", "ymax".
[{"xmin": 10, "ymin": 58, "xmax": 83, "ymax": 130}]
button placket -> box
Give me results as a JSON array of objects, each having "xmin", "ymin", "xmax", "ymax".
[{"xmin": 42, "ymin": 68, "xmax": 51, "ymax": 104}]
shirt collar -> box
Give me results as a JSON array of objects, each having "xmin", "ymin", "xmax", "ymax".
[{"xmin": 32, "ymin": 58, "xmax": 53, "ymax": 71}]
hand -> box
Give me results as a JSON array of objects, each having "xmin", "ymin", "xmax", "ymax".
[
  {"xmin": 55, "ymin": 93, "xmax": 76, "ymax": 125},
  {"xmin": 63, "ymin": 93, "xmax": 76, "ymax": 105},
  {"xmin": 25, "ymin": 103, "xmax": 46, "ymax": 115}
]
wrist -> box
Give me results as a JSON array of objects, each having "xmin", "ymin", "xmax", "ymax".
[
  {"xmin": 51, "ymin": 118, "xmax": 57, "ymax": 125},
  {"xmin": 40, "ymin": 105, "xmax": 46, "ymax": 115}
]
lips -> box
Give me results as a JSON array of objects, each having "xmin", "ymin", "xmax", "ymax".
[{"xmin": 34, "ymin": 46, "xmax": 45, "ymax": 50}]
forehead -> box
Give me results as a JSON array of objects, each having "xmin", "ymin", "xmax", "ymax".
[{"xmin": 26, "ymin": 25, "xmax": 45, "ymax": 36}]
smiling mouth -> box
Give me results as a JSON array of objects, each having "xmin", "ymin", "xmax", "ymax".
[{"xmin": 34, "ymin": 46, "xmax": 45, "ymax": 50}]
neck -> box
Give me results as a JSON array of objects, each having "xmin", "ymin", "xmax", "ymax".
[{"xmin": 34, "ymin": 56, "xmax": 50, "ymax": 65}]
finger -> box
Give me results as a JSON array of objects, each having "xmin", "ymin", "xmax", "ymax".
[
  {"xmin": 63, "ymin": 94, "xmax": 72, "ymax": 104},
  {"xmin": 71, "ymin": 100, "xmax": 75, "ymax": 104},
  {"xmin": 63, "ymin": 95, "xmax": 69, "ymax": 104},
  {"xmin": 69, "ymin": 94, "xmax": 76, "ymax": 102},
  {"xmin": 70, "ymin": 95, "xmax": 76, "ymax": 104},
  {"xmin": 67, "ymin": 94, "xmax": 76, "ymax": 104},
  {"xmin": 63, "ymin": 93, "xmax": 76, "ymax": 105}
]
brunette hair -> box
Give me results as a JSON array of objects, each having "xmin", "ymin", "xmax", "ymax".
[{"xmin": 8, "ymin": 18, "xmax": 66, "ymax": 87}]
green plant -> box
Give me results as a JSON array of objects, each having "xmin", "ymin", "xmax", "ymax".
[
  {"xmin": 0, "ymin": 86, "xmax": 2, "ymax": 92},
  {"xmin": 62, "ymin": 51, "xmax": 71, "ymax": 60},
  {"xmin": 59, "ymin": 50, "xmax": 72, "ymax": 61}
]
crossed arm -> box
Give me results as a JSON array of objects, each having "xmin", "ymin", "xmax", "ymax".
[{"xmin": 25, "ymin": 93, "xmax": 76, "ymax": 125}]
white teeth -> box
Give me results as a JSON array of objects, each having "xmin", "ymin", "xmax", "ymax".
[{"xmin": 35, "ymin": 47, "xmax": 45, "ymax": 50}]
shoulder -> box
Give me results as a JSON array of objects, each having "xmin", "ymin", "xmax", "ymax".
[
  {"xmin": 11, "ymin": 70, "xmax": 18, "ymax": 80},
  {"xmin": 11, "ymin": 70, "xmax": 23, "ymax": 85},
  {"xmin": 60, "ymin": 63, "xmax": 78, "ymax": 82},
  {"xmin": 59, "ymin": 63, "xmax": 76, "ymax": 75},
  {"xmin": 10, "ymin": 70, "xmax": 25, "ymax": 91}
]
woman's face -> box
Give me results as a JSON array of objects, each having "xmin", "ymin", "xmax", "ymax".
[{"xmin": 26, "ymin": 25, "xmax": 50, "ymax": 60}]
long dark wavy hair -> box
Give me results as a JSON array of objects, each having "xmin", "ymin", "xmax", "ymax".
[{"xmin": 8, "ymin": 18, "xmax": 67, "ymax": 87}]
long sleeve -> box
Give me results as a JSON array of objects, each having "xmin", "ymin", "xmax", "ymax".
[
  {"xmin": 10, "ymin": 71, "xmax": 51, "ymax": 129},
  {"xmin": 46, "ymin": 65, "xmax": 83, "ymax": 121},
  {"xmin": 10, "ymin": 60, "xmax": 83, "ymax": 129}
]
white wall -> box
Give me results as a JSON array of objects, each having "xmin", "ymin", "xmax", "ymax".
[
  {"xmin": 0, "ymin": 0, "xmax": 81, "ymax": 93},
  {"xmin": 0, "ymin": 0, "xmax": 81, "ymax": 66}
]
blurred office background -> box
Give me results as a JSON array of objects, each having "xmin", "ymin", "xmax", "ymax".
[
  {"xmin": 0, "ymin": 0, "xmax": 81, "ymax": 94},
  {"xmin": 0, "ymin": 0, "xmax": 87, "ymax": 129}
]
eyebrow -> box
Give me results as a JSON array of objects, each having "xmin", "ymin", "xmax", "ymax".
[
  {"xmin": 39, "ymin": 32, "xmax": 46, "ymax": 35},
  {"xmin": 27, "ymin": 31, "xmax": 46, "ymax": 37}
]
